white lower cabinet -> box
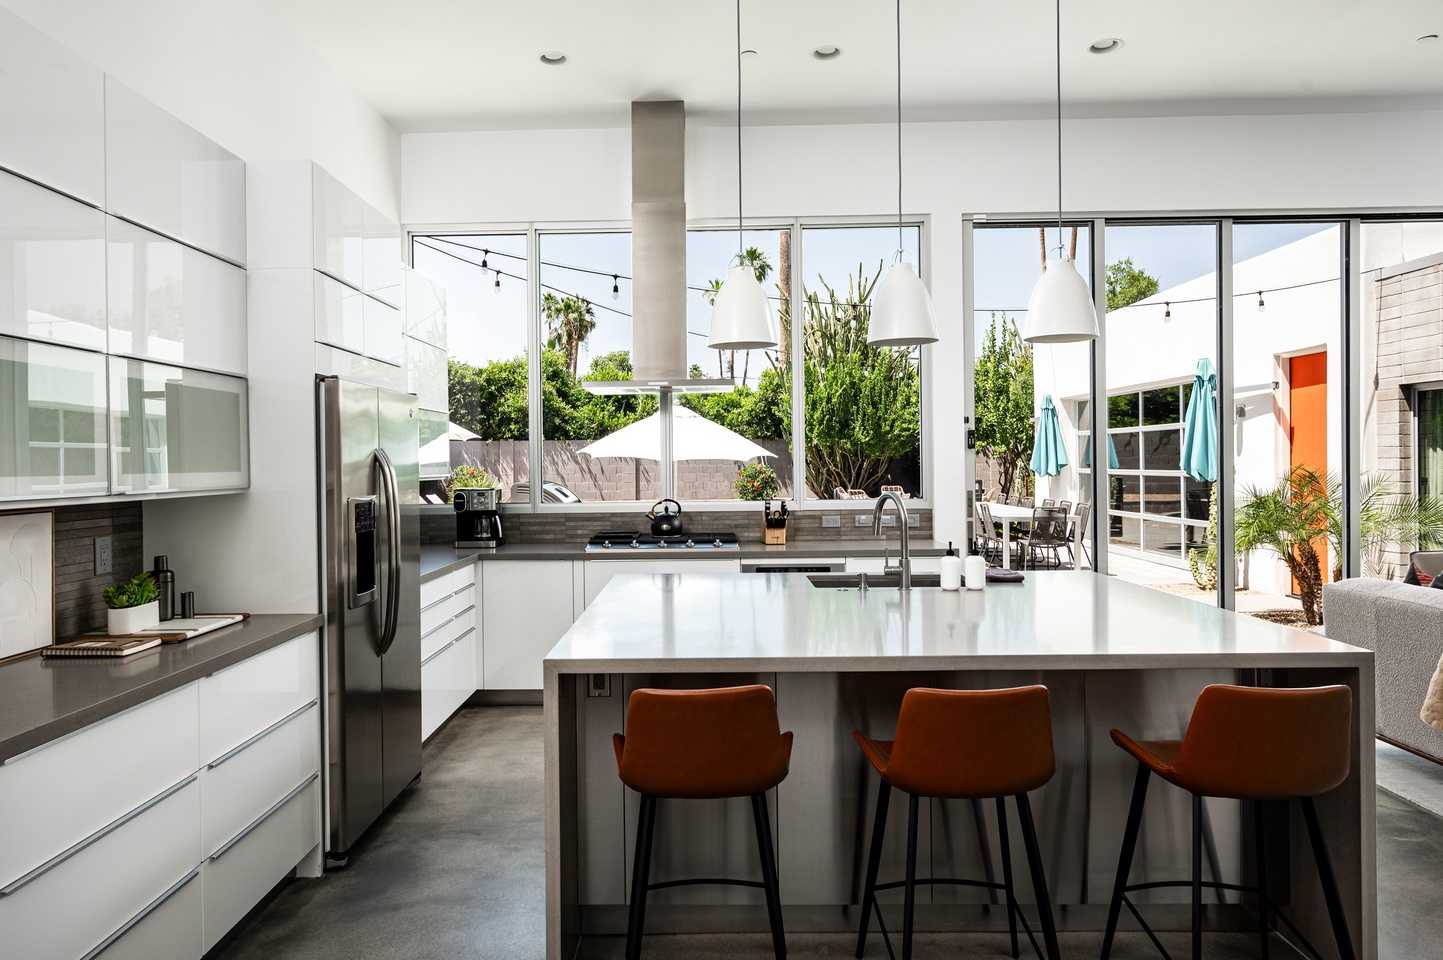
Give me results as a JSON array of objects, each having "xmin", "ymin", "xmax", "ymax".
[
  {"xmin": 91, "ymin": 869, "xmax": 203, "ymax": 960},
  {"xmin": 482, "ymin": 560, "xmax": 578, "ymax": 691},
  {"xmin": 420, "ymin": 564, "xmax": 480, "ymax": 740}
]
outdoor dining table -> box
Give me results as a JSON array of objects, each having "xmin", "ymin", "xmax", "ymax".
[{"xmin": 985, "ymin": 501, "xmax": 1085, "ymax": 571}]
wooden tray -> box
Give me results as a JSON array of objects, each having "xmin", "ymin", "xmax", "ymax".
[{"xmin": 67, "ymin": 613, "xmax": 251, "ymax": 645}]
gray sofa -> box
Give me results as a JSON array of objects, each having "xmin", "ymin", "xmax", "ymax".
[{"xmin": 1322, "ymin": 576, "xmax": 1443, "ymax": 763}]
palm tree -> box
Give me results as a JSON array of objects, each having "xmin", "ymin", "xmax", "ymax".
[
  {"xmin": 1235, "ymin": 465, "xmax": 1331, "ymax": 625},
  {"xmin": 541, "ymin": 292, "xmax": 596, "ymax": 375},
  {"xmin": 1323, "ymin": 472, "xmax": 1443, "ymax": 581}
]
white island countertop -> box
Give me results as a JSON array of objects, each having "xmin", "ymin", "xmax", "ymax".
[{"xmin": 545, "ymin": 570, "xmax": 1370, "ymax": 673}]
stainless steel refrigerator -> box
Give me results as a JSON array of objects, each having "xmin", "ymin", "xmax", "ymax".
[{"xmin": 318, "ymin": 376, "xmax": 421, "ymax": 861}]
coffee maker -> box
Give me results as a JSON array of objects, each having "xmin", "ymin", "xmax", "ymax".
[{"xmin": 455, "ymin": 487, "xmax": 504, "ymax": 548}]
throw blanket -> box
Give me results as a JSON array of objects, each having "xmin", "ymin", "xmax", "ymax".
[{"xmin": 1425, "ymin": 653, "xmax": 1443, "ymax": 732}]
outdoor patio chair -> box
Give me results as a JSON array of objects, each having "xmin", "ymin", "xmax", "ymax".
[
  {"xmin": 1058, "ymin": 500, "xmax": 1072, "ymax": 515},
  {"xmin": 1019, "ymin": 506, "xmax": 1069, "ymax": 569},
  {"xmin": 976, "ymin": 503, "xmax": 1005, "ymax": 562},
  {"xmin": 1069, "ymin": 502, "xmax": 1092, "ymax": 568},
  {"xmin": 1042, "ymin": 499, "xmax": 1056, "ymax": 507},
  {"xmin": 1021, "ymin": 497, "xmax": 1035, "ymax": 509}
]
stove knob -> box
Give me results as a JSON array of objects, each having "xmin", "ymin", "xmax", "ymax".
[
  {"xmin": 603, "ymin": 541, "xmax": 612, "ymax": 548},
  {"xmin": 657, "ymin": 540, "xmax": 667, "ymax": 549},
  {"xmin": 713, "ymin": 539, "xmax": 723, "ymax": 547},
  {"xmin": 685, "ymin": 539, "xmax": 695, "ymax": 548},
  {"xmin": 630, "ymin": 540, "xmax": 639, "ymax": 548}
]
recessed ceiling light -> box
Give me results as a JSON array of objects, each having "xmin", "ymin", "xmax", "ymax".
[
  {"xmin": 539, "ymin": 51, "xmax": 568, "ymax": 65},
  {"xmin": 1419, "ymin": 34, "xmax": 1440, "ymax": 44},
  {"xmin": 1088, "ymin": 38, "xmax": 1124, "ymax": 55},
  {"xmin": 812, "ymin": 45, "xmax": 842, "ymax": 61}
]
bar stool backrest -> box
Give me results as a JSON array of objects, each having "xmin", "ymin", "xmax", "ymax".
[
  {"xmin": 1172, "ymin": 684, "xmax": 1352, "ymax": 800},
  {"xmin": 885, "ymin": 686, "xmax": 1056, "ymax": 798},
  {"xmin": 615, "ymin": 685, "xmax": 793, "ymax": 799}
]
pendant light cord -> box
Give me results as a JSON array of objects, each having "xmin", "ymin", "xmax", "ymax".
[
  {"xmin": 1055, "ymin": 0, "xmax": 1064, "ymax": 255},
  {"xmin": 736, "ymin": 0, "xmax": 744, "ymax": 261},
  {"xmin": 896, "ymin": 0, "xmax": 903, "ymax": 257}
]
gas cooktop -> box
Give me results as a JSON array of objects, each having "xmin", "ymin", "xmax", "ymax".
[{"xmin": 585, "ymin": 530, "xmax": 740, "ymax": 551}]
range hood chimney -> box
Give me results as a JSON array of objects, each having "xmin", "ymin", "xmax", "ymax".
[{"xmin": 585, "ymin": 100, "xmax": 734, "ymax": 395}]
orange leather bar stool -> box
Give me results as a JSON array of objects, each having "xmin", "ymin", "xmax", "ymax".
[
  {"xmin": 1101, "ymin": 684, "xmax": 1354, "ymax": 960},
  {"xmin": 854, "ymin": 686, "xmax": 1061, "ymax": 960},
  {"xmin": 613, "ymin": 685, "xmax": 793, "ymax": 960}
]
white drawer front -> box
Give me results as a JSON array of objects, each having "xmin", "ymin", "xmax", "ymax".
[
  {"xmin": 202, "ymin": 777, "xmax": 320, "ymax": 951},
  {"xmin": 420, "ymin": 609, "xmax": 457, "ymax": 663},
  {"xmin": 421, "ymin": 639, "xmax": 457, "ymax": 741},
  {"xmin": 0, "ymin": 776, "xmax": 200, "ymax": 960},
  {"xmin": 200, "ymin": 702, "xmax": 320, "ymax": 858},
  {"xmin": 0, "ymin": 683, "xmax": 199, "ymax": 888},
  {"xmin": 420, "ymin": 591, "xmax": 456, "ymax": 641},
  {"xmin": 421, "ymin": 566, "xmax": 471, "ymax": 608},
  {"xmin": 199, "ymin": 632, "xmax": 319, "ymax": 765},
  {"xmin": 452, "ymin": 579, "xmax": 477, "ymax": 609},
  {"xmin": 90, "ymin": 869, "xmax": 202, "ymax": 960}
]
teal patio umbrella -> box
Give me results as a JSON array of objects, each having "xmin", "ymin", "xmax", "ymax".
[
  {"xmin": 1181, "ymin": 357, "xmax": 1219, "ymax": 482},
  {"xmin": 1083, "ymin": 434, "xmax": 1119, "ymax": 469},
  {"xmin": 1030, "ymin": 394, "xmax": 1069, "ymax": 476}
]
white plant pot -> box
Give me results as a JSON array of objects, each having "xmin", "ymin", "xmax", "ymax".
[{"xmin": 107, "ymin": 601, "xmax": 160, "ymax": 636}]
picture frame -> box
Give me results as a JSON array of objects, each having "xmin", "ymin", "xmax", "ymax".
[{"xmin": 0, "ymin": 508, "xmax": 56, "ymax": 663}]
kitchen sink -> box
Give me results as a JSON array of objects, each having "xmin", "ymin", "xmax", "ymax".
[{"xmin": 806, "ymin": 573, "xmax": 942, "ymax": 589}]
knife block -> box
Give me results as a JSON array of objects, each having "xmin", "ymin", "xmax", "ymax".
[{"xmin": 761, "ymin": 520, "xmax": 787, "ymax": 545}]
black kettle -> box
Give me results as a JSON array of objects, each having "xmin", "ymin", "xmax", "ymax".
[{"xmin": 648, "ymin": 499, "xmax": 683, "ymax": 536}]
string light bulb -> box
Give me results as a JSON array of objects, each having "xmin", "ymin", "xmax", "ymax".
[
  {"xmin": 493, "ymin": 271, "xmax": 501, "ymax": 294},
  {"xmin": 480, "ymin": 249, "xmax": 489, "ymax": 269},
  {"xmin": 1257, "ymin": 290, "xmax": 1266, "ymax": 313},
  {"xmin": 1164, "ymin": 301, "xmax": 1171, "ymax": 321},
  {"xmin": 612, "ymin": 275, "xmax": 620, "ymax": 301}
]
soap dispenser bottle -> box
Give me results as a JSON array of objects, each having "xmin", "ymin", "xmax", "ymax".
[
  {"xmin": 964, "ymin": 543, "xmax": 988, "ymax": 590},
  {"xmin": 940, "ymin": 541, "xmax": 963, "ymax": 591}
]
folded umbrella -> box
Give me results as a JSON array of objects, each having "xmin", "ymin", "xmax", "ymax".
[
  {"xmin": 1029, "ymin": 394, "xmax": 1069, "ymax": 477},
  {"xmin": 1181, "ymin": 357, "xmax": 1219, "ymax": 483}
]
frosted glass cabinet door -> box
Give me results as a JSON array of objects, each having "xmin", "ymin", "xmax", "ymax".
[
  {"xmin": 0, "ymin": 172, "xmax": 107, "ymax": 350},
  {"xmin": 0, "ymin": 7, "xmax": 105, "ymax": 204},
  {"xmin": 104, "ymin": 77, "xmax": 246, "ymax": 265},
  {"xmin": 106, "ymin": 218, "xmax": 247, "ymax": 375},
  {"xmin": 311, "ymin": 166, "xmax": 363, "ymax": 289},
  {"xmin": 362, "ymin": 203, "xmax": 402, "ymax": 306},
  {"xmin": 109, "ymin": 359, "xmax": 249, "ymax": 494},
  {"xmin": 0, "ymin": 336, "xmax": 108, "ymax": 500}
]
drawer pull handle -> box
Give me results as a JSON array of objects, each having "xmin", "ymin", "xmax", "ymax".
[
  {"xmin": 420, "ymin": 594, "xmax": 452, "ymax": 614},
  {"xmin": 421, "ymin": 616, "xmax": 455, "ymax": 641},
  {"xmin": 0, "ymin": 774, "xmax": 198, "ymax": 897},
  {"xmin": 452, "ymin": 582, "xmax": 476, "ymax": 597},
  {"xmin": 421, "ymin": 636, "xmax": 458, "ymax": 667},
  {"xmin": 207, "ymin": 699, "xmax": 319, "ymax": 769},
  {"xmin": 210, "ymin": 772, "xmax": 319, "ymax": 861},
  {"xmin": 82, "ymin": 869, "xmax": 200, "ymax": 960},
  {"xmin": 453, "ymin": 603, "xmax": 476, "ymax": 618}
]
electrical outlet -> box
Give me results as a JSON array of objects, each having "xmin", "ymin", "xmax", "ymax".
[
  {"xmin": 821, "ymin": 514, "xmax": 841, "ymax": 529},
  {"xmin": 587, "ymin": 673, "xmax": 611, "ymax": 698},
  {"xmin": 94, "ymin": 535, "xmax": 112, "ymax": 575},
  {"xmin": 879, "ymin": 515, "xmax": 897, "ymax": 527},
  {"xmin": 907, "ymin": 515, "xmax": 920, "ymax": 528},
  {"xmin": 854, "ymin": 514, "xmax": 870, "ymax": 527}
]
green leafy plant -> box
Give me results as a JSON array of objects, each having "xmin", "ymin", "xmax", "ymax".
[
  {"xmin": 446, "ymin": 464, "xmax": 498, "ymax": 503},
  {"xmin": 1188, "ymin": 482, "xmax": 1219, "ymax": 591},
  {"xmin": 103, "ymin": 572, "xmax": 160, "ymax": 610},
  {"xmin": 735, "ymin": 462, "xmax": 780, "ymax": 501},
  {"xmin": 973, "ymin": 313, "xmax": 1034, "ymax": 500},
  {"xmin": 1105, "ymin": 257, "xmax": 1160, "ymax": 310}
]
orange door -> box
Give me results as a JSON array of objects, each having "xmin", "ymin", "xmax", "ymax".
[{"xmin": 1289, "ymin": 352, "xmax": 1328, "ymax": 589}]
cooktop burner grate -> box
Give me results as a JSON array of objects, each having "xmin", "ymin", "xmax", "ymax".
[{"xmin": 585, "ymin": 531, "xmax": 740, "ymax": 551}]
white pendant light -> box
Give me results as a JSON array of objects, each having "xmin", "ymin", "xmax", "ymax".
[
  {"xmin": 868, "ymin": 0, "xmax": 937, "ymax": 348},
  {"xmin": 1022, "ymin": 0, "xmax": 1099, "ymax": 345},
  {"xmin": 708, "ymin": 0, "xmax": 776, "ymax": 352}
]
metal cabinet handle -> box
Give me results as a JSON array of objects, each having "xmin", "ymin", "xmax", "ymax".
[
  {"xmin": 209, "ymin": 772, "xmax": 319, "ymax": 861},
  {"xmin": 206, "ymin": 700, "xmax": 318, "ymax": 769},
  {"xmin": 374, "ymin": 448, "xmax": 402, "ymax": 657},
  {"xmin": 82, "ymin": 869, "xmax": 199, "ymax": 960}
]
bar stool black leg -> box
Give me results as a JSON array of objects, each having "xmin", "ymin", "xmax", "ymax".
[
  {"xmin": 1255, "ymin": 800, "xmax": 1270, "ymax": 960},
  {"xmin": 995, "ymin": 796, "xmax": 1020, "ymax": 959},
  {"xmin": 903, "ymin": 793, "xmax": 920, "ymax": 960},
  {"xmin": 751, "ymin": 793, "xmax": 787, "ymax": 960},
  {"xmin": 1300, "ymin": 796, "xmax": 1357, "ymax": 960},
  {"xmin": 1192, "ymin": 794, "xmax": 1204, "ymax": 960},
  {"xmin": 626, "ymin": 794, "xmax": 657, "ymax": 960},
  {"xmin": 972, "ymin": 797, "xmax": 1000, "ymax": 905},
  {"xmin": 1102, "ymin": 763, "xmax": 1151, "ymax": 960},
  {"xmin": 855, "ymin": 779, "xmax": 892, "ymax": 959},
  {"xmin": 1015, "ymin": 792, "xmax": 1061, "ymax": 960}
]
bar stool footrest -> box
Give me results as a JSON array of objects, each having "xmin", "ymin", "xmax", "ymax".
[
  {"xmin": 863, "ymin": 876, "xmax": 1046, "ymax": 960},
  {"xmin": 647, "ymin": 877, "xmax": 767, "ymax": 892},
  {"xmin": 1119, "ymin": 883, "xmax": 1331, "ymax": 960}
]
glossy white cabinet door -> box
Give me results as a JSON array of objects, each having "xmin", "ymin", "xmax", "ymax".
[
  {"xmin": 104, "ymin": 77, "xmax": 245, "ymax": 265},
  {"xmin": 419, "ymin": 408, "xmax": 449, "ymax": 480},
  {"xmin": 405, "ymin": 336, "xmax": 447, "ymax": 412},
  {"xmin": 311, "ymin": 166, "xmax": 363, "ymax": 289},
  {"xmin": 0, "ymin": 171, "xmax": 107, "ymax": 350},
  {"xmin": 482, "ymin": 560, "xmax": 576, "ymax": 690},
  {"xmin": 197, "ymin": 632, "xmax": 318, "ymax": 765},
  {"xmin": 0, "ymin": 7, "xmax": 104, "ymax": 204},
  {"xmin": 403, "ymin": 266, "xmax": 447, "ymax": 347},
  {"xmin": 314, "ymin": 342, "xmax": 403, "ymax": 393},
  {"xmin": 89, "ymin": 868, "xmax": 203, "ymax": 960},
  {"xmin": 0, "ymin": 336, "xmax": 109, "ymax": 500},
  {"xmin": 106, "ymin": 217, "xmax": 246, "ymax": 376},
  {"xmin": 314, "ymin": 271, "xmax": 365, "ymax": 355},
  {"xmin": 362, "ymin": 202, "xmax": 402, "ymax": 306},
  {"xmin": 108, "ymin": 358, "xmax": 249, "ymax": 494},
  {"xmin": 363, "ymin": 295, "xmax": 403, "ymax": 366}
]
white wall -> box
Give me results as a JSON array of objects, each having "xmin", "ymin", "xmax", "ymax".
[
  {"xmin": 0, "ymin": 0, "xmax": 401, "ymax": 218},
  {"xmin": 403, "ymin": 109, "xmax": 1443, "ymax": 546}
]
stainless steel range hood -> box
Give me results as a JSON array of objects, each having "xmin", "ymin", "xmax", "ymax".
[{"xmin": 584, "ymin": 100, "xmax": 734, "ymax": 396}]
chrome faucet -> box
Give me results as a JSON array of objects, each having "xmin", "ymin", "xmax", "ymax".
[{"xmin": 871, "ymin": 491, "xmax": 911, "ymax": 590}]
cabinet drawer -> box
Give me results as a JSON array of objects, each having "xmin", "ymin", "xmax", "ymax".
[
  {"xmin": 89, "ymin": 868, "xmax": 202, "ymax": 960},
  {"xmin": 421, "ymin": 567, "xmax": 470, "ymax": 607},
  {"xmin": 0, "ymin": 776, "xmax": 200, "ymax": 960},
  {"xmin": 199, "ymin": 632, "xmax": 319, "ymax": 765},
  {"xmin": 200, "ymin": 701, "xmax": 320, "ymax": 858},
  {"xmin": 0, "ymin": 683, "xmax": 198, "ymax": 888},
  {"xmin": 420, "ymin": 591, "xmax": 456, "ymax": 642},
  {"xmin": 202, "ymin": 776, "xmax": 319, "ymax": 951},
  {"xmin": 421, "ymin": 638, "xmax": 458, "ymax": 741}
]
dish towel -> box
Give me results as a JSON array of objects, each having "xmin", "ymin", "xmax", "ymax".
[{"xmin": 1424, "ymin": 653, "xmax": 1443, "ymax": 732}]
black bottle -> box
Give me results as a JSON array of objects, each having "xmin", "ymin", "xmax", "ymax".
[{"xmin": 153, "ymin": 555, "xmax": 175, "ymax": 622}]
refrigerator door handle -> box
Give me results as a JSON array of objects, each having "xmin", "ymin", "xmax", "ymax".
[{"xmin": 374, "ymin": 448, "xmax": 402, "ymax": 657}]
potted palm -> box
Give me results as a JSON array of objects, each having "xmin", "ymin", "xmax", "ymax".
[{"xmin": 104, "ymin": 572, "xmax": 161, "ymax": 636}]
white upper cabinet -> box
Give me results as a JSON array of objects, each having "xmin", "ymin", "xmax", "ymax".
[
  {"xmin": 104, "ymin": 77, "xmax": 246, "ymax": 265},
  {"xmin": 0, "ymin": 7, "xmax": 104, "ymax": 205},
  {"xmin": 108, "ymin": 359, "xmax": 249, "ymax": 494},
  {"xmin": 0, "ymin": 171, "xmax": 106, "ymax": 350},
  {"xmin": 313, "ymin": 272, "xmax": 365, "ymax": 356},
  {"xmin": 405, "ymin": 337, "xmax": 447, "ymax": 412},
  {"xmin": 363, "ymin": 295, "xmax": 403, "ymax": 367},
  {"xmin": 311, "ymin": 166, "xmax": 363, "ymax": 289},
  {"xmin": 404, "ymin": 267, "xmax": 447, "ymax": 348},
  {"xmin": 0, "ymin": 336, "xmax": 109, "ymax": 501},
  {"xmin": 362, "ymin": 203, "xmax": 401, "ymax": 306},
  {"xmin": 107, "ymin": 218, "xmax": 247, "ymax": 376}
]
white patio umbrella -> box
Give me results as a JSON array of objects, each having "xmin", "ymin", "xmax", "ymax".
[
  {"xmin": 420, "ymin": 421, "xmax": 482, "ymax": 466},
  {"xmin": 579, "ymin": 406, "xmax": 773, "ymax": 462}
]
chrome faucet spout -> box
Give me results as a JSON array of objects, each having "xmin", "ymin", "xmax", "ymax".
[{"xmin": 871, "ymin": 491, "xmax": 911, "ymax": 590}]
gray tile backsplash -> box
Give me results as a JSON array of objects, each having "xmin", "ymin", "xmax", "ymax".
[{"xmin": 51, "ymin": 503, "xmax": 144, "ymax": 638}]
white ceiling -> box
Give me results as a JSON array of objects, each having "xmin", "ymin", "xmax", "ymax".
[{"xmin": 272, "ymin": 0, "xmax": 1443, "ymax": 132}]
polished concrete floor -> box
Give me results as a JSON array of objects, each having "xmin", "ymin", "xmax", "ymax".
[{"xmin": 217, "ymin": 706, "xmax": 1443, "ymax": 960}]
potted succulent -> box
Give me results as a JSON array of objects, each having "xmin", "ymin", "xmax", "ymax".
[{"xmin": 103, "ymin": 571, "xmax": 161, "ymax": 636}]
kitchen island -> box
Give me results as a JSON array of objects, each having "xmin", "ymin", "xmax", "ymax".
[{"xmin": 543, "ymin": 571, "xmax": 1375, "ymax": 959}]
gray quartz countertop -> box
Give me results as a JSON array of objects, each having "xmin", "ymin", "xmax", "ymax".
[
  {"xmin": 544, "ymin": 571, "xmax": 1371, "ymax": 674},
  {"xmin": 420, "ymin": 538, "xmax": 951, "ymax": 581},
  {"xmin": 0, "ymin": 613, "xmax": 322, "ymax": 764}
]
